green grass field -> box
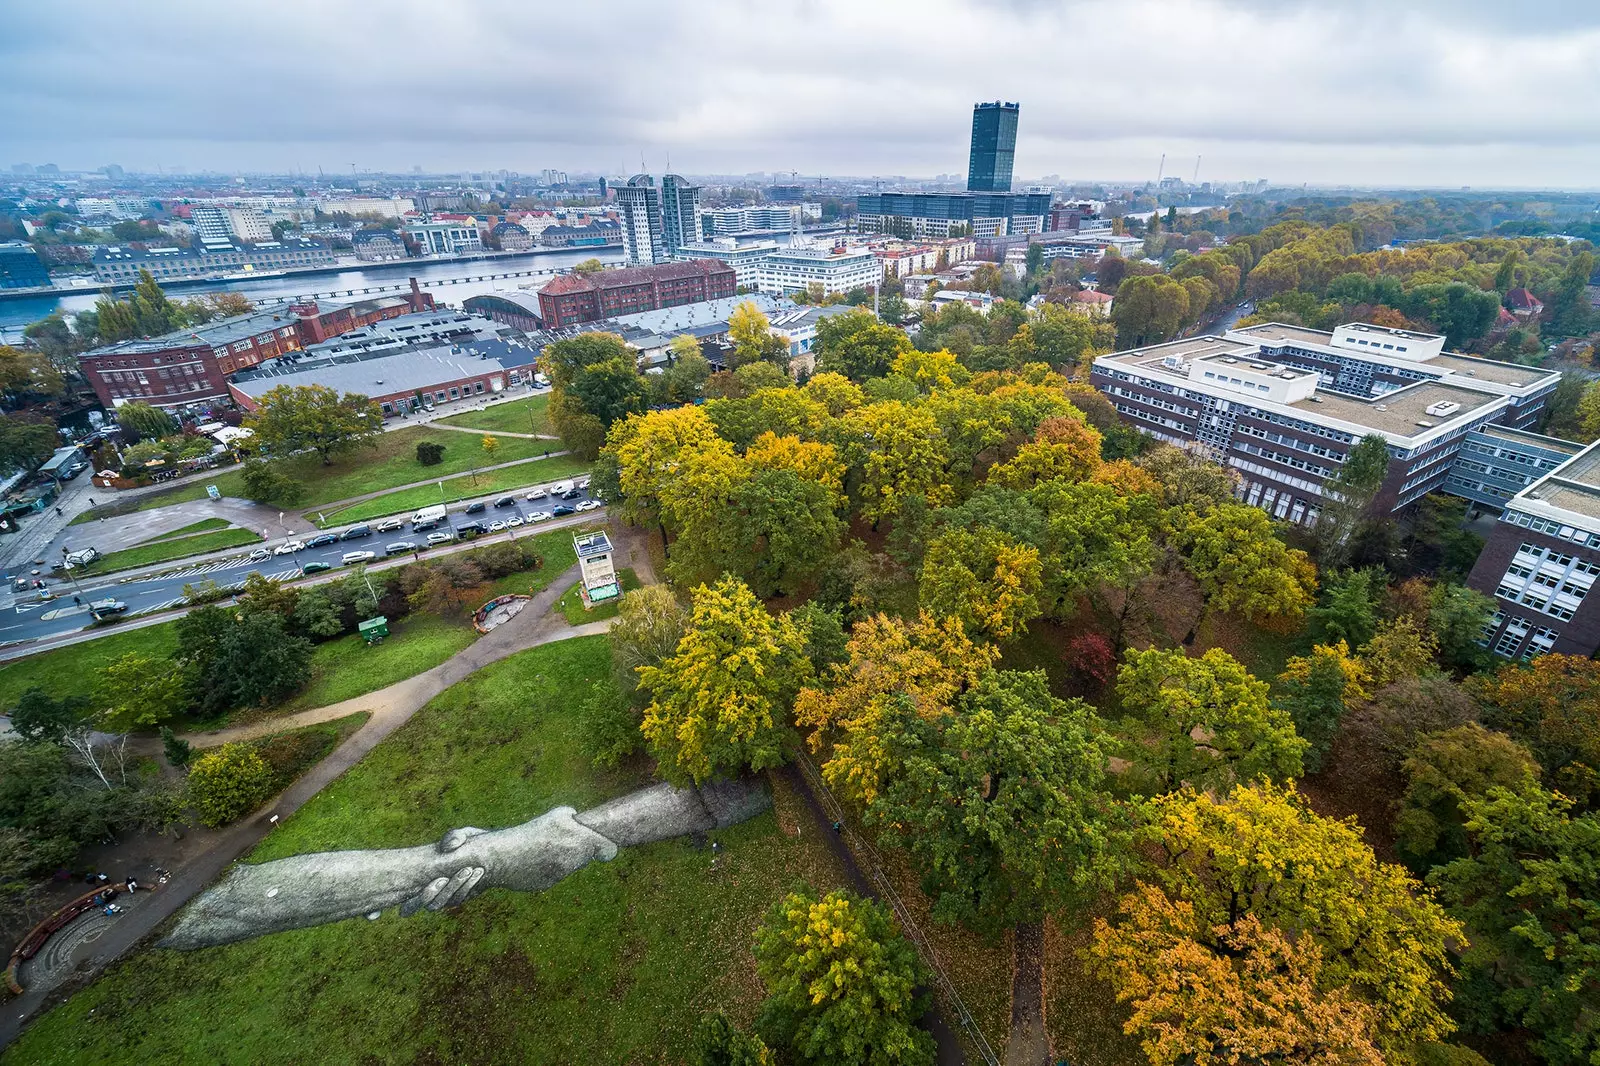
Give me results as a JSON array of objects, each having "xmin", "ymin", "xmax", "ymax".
[
  {"xmin": 144, "ymin": 518, "xmax": 231, "ymax": 541},
  {"xmin": 273, "ymin": 614, "xmax": 478, "ymax": 714},
  {"xmin": 437, "ymin": 394, "xmax": 552, "ymax": 436},
  {"xmin": 4, "ymin": 636, "xmax": 849, "ymax": 1065},
  {"xmin": 0, "ymin": 623, "xmax": 181, "ymax": 710},
  {"xmin": 553, "ymin": 567, "xmax": 640, "ymax": 625},
  {"xmin": 75, "ymin": 527, "xmax": 262, "ymax": 576},
  {"xmin": 315, "ymin": 453, "xmax": 589, "ymax": 526}
]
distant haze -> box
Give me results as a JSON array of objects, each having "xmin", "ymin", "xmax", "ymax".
[{"xmin": 4, "ymin": 0, "xmax": 1599, "ymax": 188}]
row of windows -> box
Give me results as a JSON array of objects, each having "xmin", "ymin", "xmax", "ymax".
[
  {"xmin": 1112, "ymin": 401, "xmax": 1187, "ymax": 434},
  {"xmin": 1443, "ymin": 473, "xmax": 1515, "ymax": 500},
  {"xmin": 1227, "ymin": 457, "xmax": 1326, "ymax": 498},
  {"xmin": 1502, "ymin": 509, "xmax": 1600, "ymax": 549},
  {"xmin": 1235, "ymin": 421, "xmax": 1340, "ymax": 460},
  {"xmin": 1106, "ymin": 385, "xmax": 1197, "ymax": 419},
  {"xmin": 1481, "ymin": 611, "xmax": 1561, "ymax": 660},
  {"xmin": 1232, "ymin": 440, "xmax": 1333, "ymax": 479}
]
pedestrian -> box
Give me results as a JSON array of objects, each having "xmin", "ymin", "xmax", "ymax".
[
  {"xmin": 831, "ymin": 820, "xmax": 843, "ymax": 834},
  {"xmin": 126, "ymin": 877, "xmax": 139, "ymax": 892},
  {"xmin": 54, "ymin": 507, "xmax": 62, "ymax": 516},
  {"xmin": 88, "ymin": 497, "xmax": 94, "ymax": 505}
]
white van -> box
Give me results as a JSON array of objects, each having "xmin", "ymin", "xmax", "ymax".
[{"xmin": 410, "ymin": 504, "xmax": 449, "ymax": 527}]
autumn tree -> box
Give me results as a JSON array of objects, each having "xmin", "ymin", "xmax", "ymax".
[
  {"xmin": 836, "ymin": 401, "xmax": 952, "ymax": 525},
  {"xmin": 753, "ymin": 888, "xmax": 934, "ymax": 1066},
  {"xmin": 869, "ymin": 670, "xmax": 1126, "ymax": 933},
  {"xmin": 1112, "ymin": 274, "xmax": 1191, "ymax": 348},
  {"xmin": 1470, "ymin": 652, "xmax": 1600, "ymax": 804},
  {"xmin": 986, "ymin": 415, "xmax": 1103, "ymax": 489},
  {"xmin": 1431, "ymin": 784, "xmax": 1599, "ymax": 1066},
  {"xmin": 1359, "ymin": 616, "xmax": 1441, "ymax": 686},
  {"xmin": 185, "ymin": 743, "xmax": 275, "ymax": 827},
  {"xmin": 244, "ymin": 383, "xmax": 382, "ymax": 465},
  {"xmin": 608, "ymin": 583, "xmax": 689, "ymax": 699},
  {"xmin": 813, "ymin": 310, "xmax": 913, "ymax": 382},
  {"xmin": 1114, "ymin": 647, "xmax": 1306, "ymax": 795},
  {"xmin": 0, "ymin": 414, "xmax": 58, "ymax": 474},
  {"xmin": 1394, "ymin": 724, "xmax": 1540, "ymax": 869},
  {"xmin": 637, "ymin": 576, "xmax": 810, "ymax": 785},
  {"xmin": 918, "ymin": 526, "xmax": 1043, "ymax": 642},
  {"xmin": 795, "ymin": 612, "xmax": 997, "ymax": 805},
  {"xmin": 727, "ymin": 301, "xmax": 790, "ymax": 368},
  {"xmin": 1177, "ymin": 502, "xmax": 1318, "ymax": 634},
  {"xmin": 1094, "ymin": 784, "xmax": 1463, "ymax": 1063},
  {"xmin": 1274, "ymin": 641, "xmax": 1370, "ymax": 771}
]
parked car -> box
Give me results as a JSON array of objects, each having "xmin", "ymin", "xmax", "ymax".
[
  {"xmin": 575, "ymin": 499, "xmax": 604, "ymax": 513},
  {"xmin": 302, "ymin": 561, "xmax": 332, "ymax": 574},
  {"xmin": 374, "ymin": 518, "xmax": 405, "ymax": 533},
  {"xmin": 274, "ymin": 540, "xmax": 305, "ymax": 555},
  {"xmin": 524, "ymin": 487, "xmax": 548, "ymax": 501},
  {"xmin": 340, "ymin": 525, "xmax": 373, "ymax": 540},
  {"xmin": 552, "ymin": 505, "xmax": 575, "ymax": 517},
  {"xmin": 527, "ymin": 510, "xmax": 552, "ymax": 523},
  {"xmin": 456, "ymin": 521, "xmax": 489, "ymax": 538},
  {"xmin": 505, "ymin": 516, "xmax": 524, "ymax": 528},
  {"xmin": 247, "ymin": 548, "xmax": 273, "ymax": 563},
  {"xmin": 463, "ymin": 501, "xmax": 487, "ymax": 515},
  {"xmin": 488, "ymin": 520, "xmax": 507, "ymax": 533},
  {"xmin": 425, "ymin": 531, "xmax": 454, "ymax": 546},
  {"xmin": 412, "ymin": 519, "xmax": 440, "ymax": 533},
  {"xmin": 306, "ymin": 533, "xmax": 340, "ymax": 548},
  {"xmin": 385, "ymin": 541, "xmax": 416, "ymax": 556},
  {"xmin": 341, "ymin": 550, "xmax": 377, "ymax": 565},
  {"xmin": 493, "ymin": 496, "xmax": 517, "ymax": 509}
]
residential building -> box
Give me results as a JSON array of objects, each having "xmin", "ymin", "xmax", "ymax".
[
  {"xmin": 1505, "ymin": 287, "xmax": 1544, "ymax": 321},
  {"xmin": 856, "ymin": 191, "xmax": 1051, "ymax": 239},
  {"xmin": 753, "ymin": 241, "xmax": 882, "ymax": 297},
  {"xmin": 188, "ymin": 205, "xmax": 233, "ymax": 242},
  {"xmin": 223, "ymin": 207, "xmax": 274, "ymax": 241},
  {"xmin": 1468, "ymin": 441, "xmax": 1600, "ymax": 659},
  {"xmin": 698, "ymin": 205, "xmax": 813, "ymax": 237},
  {"xmin": 1442, "ymin": 425, "xmax": 1583, "ymax": 510},
  {"xmin": 405, "ymin": 221, "xmax": 483, "ymax": 255},
  {"xmin": 491, "ymin": 221, "xmax": 534, "ymax": 251},
  {"xmin": 767, "ymin": 184, "xmax": 805, "ymax": 203},
  {"xmin": 79, "ymin": 286, "xmax": 436, "ymax": 410},
  {"xmin": 670, "ymin": 238, "xmax": 778, "ymax": 288},
  {"xmin": 968, "ymin": 101, "xmax": 1020, "ymax": 193},
  {"xmin": 541, "ymin": 169, "xmax": 568, "ymax": 187},
  {"xmin": 538, "ymin": 221, "xmax": 621, "ymax": 248},
  {"xmin": 90, "ymin": 237, "xmax": 335, "ymax": 284},
  {"xmin": 1089, "ymin": 321, "xmax": 1562, "ymax": 529},
  {"xmin": 660, "ymin": 174, "xmax": 701, "ymax": 260},
  {"xmin": 1068, "ymin": 289, "xmax": 1114, "ymax": 316},
  {"xmin": 320, "ymin": 196, "xmax": 416, "ymax": 219},
  {"xmin": 615, "ymin": 174, "xmax": 665, "ymax": 265},
  {"xmin": 535, "ymin": 259, "xmax": 737, "ymax": 327},
  {"xmin": 352, "ymin": 228, "xmax": 408, "ymax": 261},
  {"xmin": 0, "ymin": 242, "xmax": 49, "ymax": 289},
  {"xmin": 872, "ymin": 237, "xmax": 977, "ymax": 278}
]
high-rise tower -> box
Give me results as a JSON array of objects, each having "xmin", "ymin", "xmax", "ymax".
[
  {"xmin": 967, "ymin": 101, "xmax": 1019, "ymax": 193},
  {"xmin": 615, "ymin": 174, "xmax": 664, "ymax": 265},
  {"xmin": 660, "ymin": 174, "xmax": 701, "ymax": 260}
]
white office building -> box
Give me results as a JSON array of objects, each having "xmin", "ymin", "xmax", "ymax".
[
  {"xmin": 754, "ymin": 240, "xmax": 882, "ymax": 296},
  {"xmin": 405, "ymin": 221, "xmax": 483, "ymax": 256},
  {"xmin": 670, "ymin": 238, "xmax": 778, "ymax": 288}
]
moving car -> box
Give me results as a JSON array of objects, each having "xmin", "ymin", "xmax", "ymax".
[
  {"xmin": 88, "ymin": 598, "xmax": 128, "ymax": 616},
  {"xmin": 274, "ymin": 540, "xmax": 305, "ymax": 555},
  {"xmin": 411, "ymin": 505, "xmax": 448, "ymax": 527},
  {"xmin": 374, "ymin": 518, "xmax": 405, "ymax": 533},
  {"xmin": 302, "ymin": 561, "xmax": 332, "ymax": 574},
  {"xmin": 463, "ymin": 501, "xmax": 487, "ymax": 515},
  {"xmin": 493, "ymin": 496, "xmax": 517, "ymax": 509},
  {"xmin": 341, "ymin": 550, "xmax": 377, "ymax": 565},
  {"xmin": 385, "ymin": 541, "xmax": 416, "ymax": 556},
  {"xmin": 425, "ymin": 531, "xmax": 454, "ymax": 546},
  {"xmin": 339, "ymin": 525, "xmax": 373, "ymax": 540},
  {"xmin": 559, "ymin": 487, "xmax": 582, "ymax": 501},
  {"xmin": 524, "ymin": 487, "xmax": 548, "ymax": 501},
  {"xmin": 306, "ymin": 533, "xmax": 340, "ymax": 548},
  {"xmin": 247, "ymin": 548, "xmax": 273, "ymax": 563}
]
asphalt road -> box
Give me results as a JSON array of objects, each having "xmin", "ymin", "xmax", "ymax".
[{"xmin": 0, "ymin": 476, "xmax": 601, "ymax": 646}]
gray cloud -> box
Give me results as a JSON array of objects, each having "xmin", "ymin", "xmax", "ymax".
[{"xmin": 2, "ymin": 0, "xmax": 1598, "ymax": 187}]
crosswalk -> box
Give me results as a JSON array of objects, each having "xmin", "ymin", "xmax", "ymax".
[
  {"xmin": 161, "ymin": 557, "xmax": 249, "ymax": 581},
  {"xmin": 133, "ymin": 567, "xmax": 305, "ymax": 616}
]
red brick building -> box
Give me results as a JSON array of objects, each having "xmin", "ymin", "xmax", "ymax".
[
  {"xmin": 536, "ymin": 259, "xmax": 737, "ymax": 328},
  {"xmin": 80, "ymin": 281, "xmax": 435, "ymax": 411}
]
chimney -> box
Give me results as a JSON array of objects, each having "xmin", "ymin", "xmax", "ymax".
[{"xmin": 408, "ymin": 277, "xmax": 423, "ymax": 311}]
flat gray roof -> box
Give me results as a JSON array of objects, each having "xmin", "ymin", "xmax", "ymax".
[
  {"xmin": 1289, "ymin": 381, "xmax": 1500, "ymax": 436},
  {"xmin": 1427, "ymin": 353, "xmax": 1551, "ymax": 388},
  {"xmin": 1229, "ymin": 322, "xmax": 1339, "ymax": 348},
  {"xmin": 1552, "ymin": 447, "xmax": 1600, "ymax": 490},
  {"xmin": 233, "ymin": 345, "xmax": 507, "ymax": 400},
  {"xmin": 1476, "ymin": 424, "xmax": 1583, "ymax": 454},
  {"xmin": 1534, "ymin": 482, "xmax": 1600, "ymax": 520}
]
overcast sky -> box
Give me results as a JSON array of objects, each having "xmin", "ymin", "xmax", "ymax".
[{"xmin": 4, "ymin": 0, "xmax": 1599, "ymax": 189}]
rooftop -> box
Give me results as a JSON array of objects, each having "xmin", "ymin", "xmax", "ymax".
[
  {"xmin": 574, "ymin": 531, "xmax": 613, "ymax": 558},
  {"xmin": 1426, "ymin": 353, "xmax": 1545, "ymax": 387},
  {"xmin": 1476, "ymin": 423, "xmax": 1585, "ymax": 455},
  {"xmin": 82, "ymin": 308, "xmax": 302, "ymax": 357},
  {"xmin": 232, "ymin": 344, "xmax": 507, "ymax": 400},
  {"xmin": 1229, "ymin": 322, "xmax": 1344, "ymax": 348},
  {"xmin": 1288, "ymin": 380, "xmax": 1500, "ymax": 436}
]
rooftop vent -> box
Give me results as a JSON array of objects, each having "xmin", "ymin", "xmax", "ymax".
[
  {"xmin": 1374, "ymin": 404, "xmax": 1389, "ymax": 411},
  {"xmin": 1221, "ymin": 357, "xmax": 1238, "ymax": 364},
  {"xmin": 1309, "ymin": 396, "xmax": 1323, "ymax": 403},
  {"xmin": 1280, "ymin": 372, "xmax": 1296, "ymax": 380},
  {"xmin": 1250, "ymin": 363, "xmax": 1269, "ymax": 370},
  {"xmin": 1415, "ymin": 420, "xmax": 1434, "ymax": 428},
  {"xmin": 1425, "ymin": 401, "xmax": 1461, "ymax": 417}
]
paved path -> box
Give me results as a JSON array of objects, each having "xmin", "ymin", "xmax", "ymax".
[
  {"xmin": 420, "ymin": 422, "xmax": 555, "ymax": 441},
  {"xmin": 0, "ymin": 566, "xmax": 601, "ymax": 1051},
  {"xmin": 1004, "ymin": 921, "xmax": 1050, "ymax": 1066}
]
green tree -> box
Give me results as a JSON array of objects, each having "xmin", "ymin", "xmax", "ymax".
[
  {"xmin": 1115, "ymin": 647, "xmax": 1306, "ymax": 795},
  {"xmin": 1545, "ymin": 250, "xmax": 1597, "ymax": 339},
  {"xmin": 918, "ymin": 525, "xmax": 1044, "ymax": 642},
  {"xmin": 0, "ymin": 414, "xmax": 58, "ymax": 474},
  {"xmin": 1309, "ymin": 567, "xmax": 1385, "ymax": 647},
  {"xmin": 568, "ymin": 356, "xmax": 650, "ymax": 427},
  {"xmin": 1316, "ymin": 435, "xmax": 1391, "ymax": 568},
  {"xmin": 1177, "ymin": 503, "xmax": 1318, "ymax": 633},
  {"xmin": 608, "ymin": 582, "xmax": 689, "ymax": 699},
  {"xmin": 1431, "ymin": 784, "xmax": 1599, "ymax": 1066},
  {"xmin": 722, "ymin": 466, "xmax": 847, "ymax": 597},
  {"xmin": 813, "ymin": 310, "xmax": 913, "ymax": 382},
  {"xmin": 175, "ymin": 606, "xmax": 312, "ymax": 716},
  {"xmin": 113, "ymin": 400, "xmax": 177, "ymax": 443},
  {"xmin": 415, "ymin": 440, "xmax": 446, "ymax": 466},
  {"xmin": 692, "ymin": 1013, "xmax": 772, "ymax": 1066},
  {"xmin": 753, "ymin": 888, "xmax": 934, "ymax": 1066},
  {"xmin": 638, "ymin": 576, "xmax": 810, "ymax": 785},
  {"xmin": 572, "ymin": 257, "xmax": 605, "ymax": 275},
  {"xmin": 95, "ymin": 653, "xmax": 191, "ymax": 731},
  {"xmin": 1112, "ymin": 274, "xmax": 1191, "ymax": 347},
  {"xmin": 244, "ymin": 383, "xmax": 382, "ymax": 465},
  {"xmin": 160, "ymin": 726, "xmax": 193, "ymax": 768},
  {"xmin": 239, "ymin": 458, "xmax": 305, "ymax": 506},
  {"xmin": 185, "ymin": 743, "xmax": 275, "ymax": 827},
  {"xmin": 7, "ymin": 688, "xmax": 89, "ymax": 745},
  {"xmin": 1426, "ymin": 582, "xmax": 1494, "ymax": 671},
  {"xmin": 1395, "ymin": 724, "xmax": 1540, "ymax": 870},
  {"xmin": 728, "ymin": 301, "xmax": 790, "ymax": 368},
  {"xmin": 870, "ymin": 670, "xmax": 1125, "ymax": 933},
  {"xmin": 1273, "ymin": 642, "xmax": 1368, "ymax": 773}
]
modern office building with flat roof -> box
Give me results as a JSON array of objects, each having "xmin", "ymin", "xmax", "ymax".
[
  {"xmin": 753, "ymin": 241, "xmax": 882, "ymax": 297},
  {"xmin": 1089, "ymin": 321, "xmax": 1561, "ymax": 528},
  {"xmin": 1468, "ymin": 440, "xmax": 1600, "ymax": 659},
  {"xmin": 1442, "ymin": 425, "xmax": 1583, "ymax": 511},
  {"xmin": 968, "ymin": 101, "xmax": 1019, "ymax": 193},
  {"xmin": 856, "ymin": 191, "xmax": 1051, "ymax": 239}
]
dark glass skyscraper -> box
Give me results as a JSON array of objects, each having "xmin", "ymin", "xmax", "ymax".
[{"xmin": 967, "ymin": 101, "xmax": 1019, "ymax": 193}]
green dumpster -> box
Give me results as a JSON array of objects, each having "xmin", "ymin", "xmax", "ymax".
[{"xmin": 358, "ymin": 616, "xmax": 390, "ymax": 645}]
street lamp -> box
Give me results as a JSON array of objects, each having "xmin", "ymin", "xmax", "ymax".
[{"xmin": 58, "ymin": 547, "xmax": 85, "ymax": 597}]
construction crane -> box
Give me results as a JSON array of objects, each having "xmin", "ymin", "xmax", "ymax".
[
  {"xmin": 1156, "ymin": 153, "xmax": 1165, "ymax": 184},
  {"xmin": 1192, "ymin": 156, "xmax": 1202, "ymax": 184}
]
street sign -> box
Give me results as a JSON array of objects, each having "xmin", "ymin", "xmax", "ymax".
[{"xmin": 206, "ymin": 484, "xmax": 221, "ymax": 500}]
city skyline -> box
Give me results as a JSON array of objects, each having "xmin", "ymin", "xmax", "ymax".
[{"xmin": 4, "ymin": 0, "xmax": 1600, "ymax": 189}]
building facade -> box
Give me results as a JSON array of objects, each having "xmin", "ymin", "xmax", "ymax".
[
  {"xmin": 352, "ymin": 229, "xmax": 408, "ymax": 261},
  {"xmin": 753, "ymin": 242, "xmax": 882, "ymax": 297},
  {"xmin": 660, "ymin": 174, "xmax": 701, "ymax": 261},
  {"xmin": 230, "ymin": 344, "xmax": 526, "ymax": 417},
  {"xmin": 536, "ymin": 260, "xmax": 738, "ymax": 328},
  {"xmin": 462, "ymin": 291, "xmax": 545, "ymax": 331},
  {"xmin": 670, "ymin": 238, "xmax": 778, "ymax": 288},
  {"xmin": 538, "ymin": 221, "xmax": 621, "ymax": 248},
  {"xmin": 1468, "ymin": 442, "xmax": 1600, "ymax": 659},
  {"xmin": 872, "ymin": 238, "xmax": 977, "ymax": 278},
  {"xmin": 615, "ymin": 175, "xmax": 665, "ymax": 265},
  {"xmin": 1442, "ymin": 425, "xmax": 1583, "ymax": 511},
  {"xmin": 968, "ymin": 101, "xmax": 1020, "ymax": 193},
  {"xmin": 91, "ymin": 237, "xmax": 335, "ymax": 283},
  {"xmin": 856, "ymin": 191, "xmax": 1051, "ymax": 239},
  {"xmin": 491, "ymin": 221, "xmax": 533, "ymax": 251},
  {"xmin": 405, "ymin": 221, "xmax": 482, "ymax": 255},
  {"xmin": 0, "ymin": 242, "xmax": 49, "ymax": 289},
  {"xmin": 1089, "ymin": 322, "xmax": 1562, "ymax": 529}
]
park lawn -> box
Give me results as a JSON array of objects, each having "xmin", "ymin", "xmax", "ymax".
[
  {"xmin": 75, "ymin": 527, "xmax": 262, "ymax": 576},
  {"xmin": 144, "ymin": 517, "xmax": 231, "ymax": 541},
  {"xmin": 0, "ymin": 622, "xmax": 180, "ymax": 709},
  {"xmin": 271, "ymin": 615, "xmax": 479, "ymax": 715},
  {"xmin": 70, "ymin": 477, "xmax": 220, "ymax": 524},
  {"xmin": 553, "ymin": 568, "xmax": 641, "ymax": 625},
  {"xmin": 5, "ymin": 636, "xmax": 851, "ymax": 1065},
  {"xmin": 250, "ymin": 712, "xmax": 371, "ymax": 793},
  {"xmin": 437, "ymin": 394, "xmax": 552, "ymax": 436},
  {"xmin": 316, "ymin": 453, "xmax": 589, "ymax": 526}
]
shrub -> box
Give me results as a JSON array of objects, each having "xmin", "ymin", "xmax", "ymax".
[
  {"xmin": 415, "ymin": 441, "xmax": 446, "ymax": 466},
  {"xmin": 578, "ymin": 682, "xmax": 641, "ymax": 769},
  {"xmin": 186, "ymin": 743, "xmax": 275, "ymax": 827}
]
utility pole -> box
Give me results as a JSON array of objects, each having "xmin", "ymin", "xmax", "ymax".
[{"xmin": 1156, "ymin": 153, "xmax": 1165, "ymax": 185}]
